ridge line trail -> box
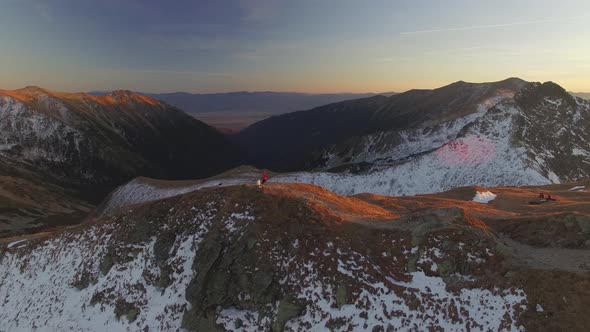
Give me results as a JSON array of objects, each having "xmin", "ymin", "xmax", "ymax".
[{"xmin": 499, "ymin": 235, "xmax": 590, "ymax": 275}]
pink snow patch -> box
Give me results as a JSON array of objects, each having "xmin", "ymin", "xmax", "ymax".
[{"xmin": 435, "ymin": 136, "xmax": 496, "ymax": 166}]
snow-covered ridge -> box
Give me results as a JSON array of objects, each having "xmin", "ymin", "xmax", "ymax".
[
  {"xmin": 100, "ymin": 173, "xmax": 259, "ymax": 215},
  {"xmin": 275, "ymin": 100, "xmax": 551, "ymax": 196},
  {"xmin": 518, "ymin": 90, "xmax": 590, "ymax": 182},
  {"xmin": 0, "ymin": 188, "xmax": 529, "ymax": 331},
  {"xmin": 275, "ymin": 84, "xmax": 590, "ymax": 197},
  {"xmin": 319, "ymin": 94, "xmax": 513, "ymax": 168}
]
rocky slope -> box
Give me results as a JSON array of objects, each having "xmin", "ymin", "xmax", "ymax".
[
  {"xmin": 0, "ymin": 87, "xmax": 243, "ymax": 235},
  {"xmin": 2, "ymin": 181, "xmax": 589, "ymax": 331},
  {"xmin": 0, "ymin": 173, "xmax": 92, "ymax": 237}
]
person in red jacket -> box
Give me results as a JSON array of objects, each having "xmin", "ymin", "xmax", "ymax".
[{"xmin": 261, "ymin": 170, "xmax": 269, "ymax": 185}]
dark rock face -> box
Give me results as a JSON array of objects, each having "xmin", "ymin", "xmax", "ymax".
[
  {"xmin": 180, "ymin": 189, "xmax": 304, "ymax": 331},
  {"xmin": 512, "ymin": 82, "xmax": 590, "ymax": 182},
  {"xmin": 181, "ymin": 227, "xmax": 284, "ymax": 330}
]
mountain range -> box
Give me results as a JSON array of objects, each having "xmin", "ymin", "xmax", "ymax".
[
  {"xmin": 2, "ymin": 78, "xmax": 589, "ymax": 235},
  {"xmin": 139, "ymin": 91, "xmax": 397, "ymax": 114}
]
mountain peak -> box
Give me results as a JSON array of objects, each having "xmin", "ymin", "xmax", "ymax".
[
  {"xmin": 500, "ymin": 77, "xmax": 527, "ymax": 84},
  {"xmin": 109, "ymin": 89, "xmax": 136, "ymax": 97},
  {"xmin": 14, "ymin": 86, "xmax": 59, "ymax": 98},
  {"xmin": 0, "ymin": 86, "xmax": 53, "ymax": 102},
  {"xmin": 446, "ymin": 77, "xmax": 528, "ymax": 90},
  {"xmin": 103, "ymin": 90, "xmax": 161, "ymax": 106},
  {"xmin": 540, "ymin": 81, "xmax": 567, "ymax": 94},
  {"xmin": 20, "ymin": 85, "xmax": 47, "ymax": 92}
]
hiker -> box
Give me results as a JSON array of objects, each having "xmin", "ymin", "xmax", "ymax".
[
  {"xmin": 261, "ymin": 170, "xmax": 269, "ymax": 185},
  {"xmin": 257, "ymin": 170, "xmax": 269, "ymax": 188}
]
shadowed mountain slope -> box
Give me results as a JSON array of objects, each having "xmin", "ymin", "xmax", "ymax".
[{"xmin": 0, "ymin": 87, "xmax": 243, "ymax": 236}]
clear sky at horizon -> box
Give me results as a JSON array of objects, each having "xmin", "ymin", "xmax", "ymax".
[{"xmin": 1, "ymin": 0, "xmax": 589, "ymax": 93}]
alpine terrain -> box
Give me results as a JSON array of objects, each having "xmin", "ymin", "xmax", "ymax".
[
  {"xmin": 1, "ymin": 78, "xmax": 589, "ymax": 332},
  {"xmin": 3, "ymin": 1, "xmax": 589, "ymax": 331}
]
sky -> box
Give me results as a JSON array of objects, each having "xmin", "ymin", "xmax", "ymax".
[{"xmin": 0, "ymin": 0, "xmax": 589, "ymax": 93}]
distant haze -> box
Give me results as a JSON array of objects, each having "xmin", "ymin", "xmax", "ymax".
[
  {"xmin": 142, "ymin": 91, "xmax": 396, "ymax": 113},
  {"xmin": 131, "ymin": 91, "xmax": 396, "ymax": 131},
  {"xmin": 572, "ymin": 92, "xmax": 590, "ymax": 100}
]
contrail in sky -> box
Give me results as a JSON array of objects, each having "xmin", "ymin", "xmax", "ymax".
[{"xmin": 400, "ymin": 16, "xmax": 587, "ymax": 35}]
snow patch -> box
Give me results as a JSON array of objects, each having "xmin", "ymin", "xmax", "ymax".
[
  {"xmin": 572, "ymin": 148, "xmax": 590, "ymax": 157},
  {"xmin": 473, "ymin": 191, "xmax": 497, "ymax": 203},
  {"xmin": 216, "ymin": 304, "xmax": 276, "ymax": 331},
  {"xmin": 6, "ymin": 239, "xmax": 28, "ymax": 248},
  {"xmin": 101, "ymin": 175, "xmax": 258, "ymax": 215},
  {"xmin": 568, "ymin": 186, "xmax": 586, "ymax": 191}
]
